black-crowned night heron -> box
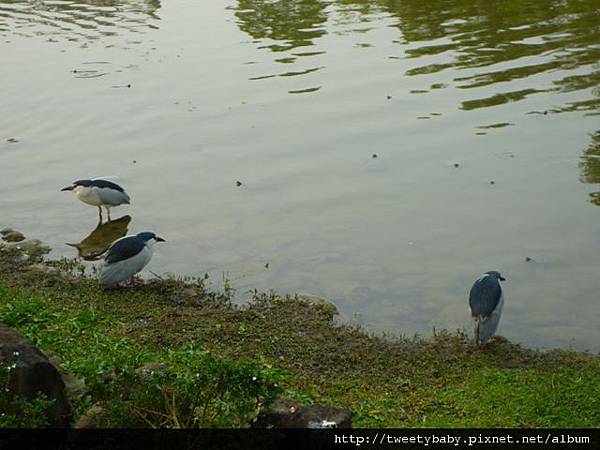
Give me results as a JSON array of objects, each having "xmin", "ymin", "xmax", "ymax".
[
  {"xmin": 61, "ymin": 178, "xmax": 130, "ymax": 222},
  {"xmin": 469, "ymin": 271, "xmax": 506, "ymax": 346},
  {"xmin": 100, "ymin": 232, "xmax": 165, "ymax": 289}
]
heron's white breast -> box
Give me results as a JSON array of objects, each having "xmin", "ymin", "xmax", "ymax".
[{"xmin": 75, "ymin": 186, "xmax": 102, "ymax": 206}]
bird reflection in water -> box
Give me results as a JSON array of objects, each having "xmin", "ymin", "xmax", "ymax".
[{"xmin": 66, "ymin": 215, "xmax": 131, "ymax": 261}]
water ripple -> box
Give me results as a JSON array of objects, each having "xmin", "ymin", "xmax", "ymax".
[{"xmin": 0, "ymin": 0, "xmax": 160, "ymax": 43}]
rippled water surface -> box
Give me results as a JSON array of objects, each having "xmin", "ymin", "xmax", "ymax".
[{"xmin": 1, "ymin": 0, "xmax": 599, "ymax": 350}]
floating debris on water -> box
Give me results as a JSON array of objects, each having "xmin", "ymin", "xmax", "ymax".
[
  {"xmin": 72, "ymin": 69, "xmax": 107, "ymax": 78},
  {"xmin": 6, "ymin": 138, "xmax": 19, "ymax": 143},
  {"xmin": 477, "ymin": 123, "xmax": 514, "ymax": 129}
]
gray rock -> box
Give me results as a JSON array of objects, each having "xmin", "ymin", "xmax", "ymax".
[
  {"xmin": 61, "ymin": 370, "xmax": 86, "ymax": 404},
  {"xmin": 74, "ymin": 403, "xmax": 105, "ymax": 429},
  {"xmin": 28, "ymin": 263, "xmax": 62, "ymax": 275},
  {"xmin": 0, "ymin": 227, "xmax": 15, "ymax": 235},
  {"xmin": 2, "ymin": 231, "xmax": 26, "ymax": 242},
  {"xmin": 7, "ymin": 239, "xmax": 51, "ymax": 259},
  {"xmin": 42, "ymin": 349, "xmax": 63, "ymax": 367},
  {"xmin": 41, "ymin": 349, "xmax": 85, "ymax": 402},
  {"xmin": 0, "ymin": 325, "xmax": 71, "ymax": 427},
  {"xmin": 254, "ymin": 398, "xmax": 351, "ymax": 428}
]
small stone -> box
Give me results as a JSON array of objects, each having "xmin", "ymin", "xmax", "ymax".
[
  {"xmin": 254, "ymin": 398, "xmax": 351, "ymax": 428},
  {"xmin": 453, "ymin": 163, "xmax": 460, "ymax": 168},
  {"xmin": 525, "ymin": 257, "xmax": 534, "ymax": 262},
  {"xmin": 236, "ymin": 181, "xmax": 243, "ymax": 187},
  {"xmin": 7, "ymin": 239, "xmax": 51, "ymax": 258},
  {"xmin": 41, "ymin": 350, "xmax": 63, "ymax": 367},
  {"xmin": 490, "ymin": 180, "xmax": 495, "ymax": 185},
  {"xmin": 0, "ymin": 227, "xmax": 15, "ymax": 235},
  {"xmin": 61, "ymin": 371, "xmax": 86, "ymax": 403},
  {"xmin": 386, "ymin": 95, "xmax": 391, "ymax": 100},
  {"xmin": 2, "ymin": 231, "xmax": 26, "ymax": 242},
  {"xmin": 6, "ymin": 138, "xmax": 19, "ymax": 143},
  {"xmin": 74, "ymin": 403, "xmax": 105, "ymax": 428},
  {"xmin": 372, "ymin": 154, "xmax": 378, "ymax": 158},
  {"xmin": 135, "ymin": 362, "xmax": 167, "ymax": 377},
  {"xmin": 296, "ymin": 294, "xmax": 338, "ymax": 318},
  {"xmin": 28, "ymin": 264, "xmax": 61, "ymax": 275},
  {"xmin": 101, "ymin": 368, "xmax": 117, "ymax": 384}
]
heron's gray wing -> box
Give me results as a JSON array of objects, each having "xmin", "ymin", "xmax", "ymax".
[
  {"xmin": 469, "ymin": 275, "xmax": 502, "ymax": 318},
  {"xmin": 105, "ymin": 237, "xmax": 145, "ymax": 264},
  {"xmin": 100, "ymin": 245, "xmax": 152, "ymax": 287},
  {"xmin": 95, "ymin": 187, "xmax": 130, "ymax": 206},
  {"xmin": 474, "ymin": 295, "xmax": 504, "ymax": 345}
]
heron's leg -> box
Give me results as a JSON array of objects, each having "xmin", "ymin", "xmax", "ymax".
[{"xmin": 97, "ymin": 206, "xmax": 103, "ymax": 223}]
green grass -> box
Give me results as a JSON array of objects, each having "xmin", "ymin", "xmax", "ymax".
[
  {"xmin": 425, "ymin": 368, "xmax": 600, "ymax": 427},
  {"xmin": 0, "ymin": 282, "xmax": 285, "ymax": 428},
  {"xmin": 1, "ymin": 246, "xmax": 599, "ymax": 428}
]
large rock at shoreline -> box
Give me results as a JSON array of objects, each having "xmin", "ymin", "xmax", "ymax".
[
  {"xmin": 1, "ymin": 230, "xmax": 25, "ymax": 243},
  {"xmin": 0, "ymin": 325, "xmax": 72, "ymax": 427},
  {"xmin": 254, "ymin": 398, "xmax": 351, "ymax": 428}
]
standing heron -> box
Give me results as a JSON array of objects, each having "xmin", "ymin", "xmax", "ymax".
[
  {"xmin": 469, "ymin": 271, "xmax": 506, "ymax": 346},
  {"xmin": 61, "ymin": 178, "xmax": 130, "ymax": 222},
  {"xmin": 99, "ymin": 232, "xmax": 165, "ymax": 289}
]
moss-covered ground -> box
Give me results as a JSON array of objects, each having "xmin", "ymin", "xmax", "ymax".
[{"xmin": 1, "ymin": 244, "xmax": 599, "ymax": 427}]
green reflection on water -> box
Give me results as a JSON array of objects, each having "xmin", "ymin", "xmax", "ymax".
[
  {"xmin": 66, "ymin": 215, "xmax": 131, "ymax": 261},
  {"xmin": 229, "ymin": 0, "xmax": 600, "ymax": 112},
  {"xmin": 580, "ymin": 131, "xmax": 600, "ymax": 206},
  {"xmin": 233, "ymin": 0, "xmax": 329, "ymax": 53},
  {"xmin": 0, "ymin": 0, "xmax": 161, "ymax": 38}
]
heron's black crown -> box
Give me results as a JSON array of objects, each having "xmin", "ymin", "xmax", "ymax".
[
  {"xmin": 136, "ymin": 232, "xmax": 165, "ymax": 242},
  {"xmin": 73, "ymin": 179, "xmax": 125, "ymax": 192},
  {"xmin": 485, "ymin": 271, "xmax": 506, "ymax": 281}
]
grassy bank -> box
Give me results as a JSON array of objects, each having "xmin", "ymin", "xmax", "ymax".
[{"xmin": 1, "ymin": 244, "xmax": 599, "ymax": 428}]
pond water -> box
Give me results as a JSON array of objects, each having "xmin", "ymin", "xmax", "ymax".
[{"xmin": 1, "ymin": 0, "xmax": 599, "ymax": 351}]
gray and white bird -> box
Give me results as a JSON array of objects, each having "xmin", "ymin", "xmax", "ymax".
[
  {"xmin": 469, "ymin": 271, "xmax": 506, "ymax": 346},
  {"xmin": 61, "ymin": 178, "xmax": 130, "ymax": 222},
  {"xmin": 99, "ymin": 232, "xmax": 165, "ymax": 289}
]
